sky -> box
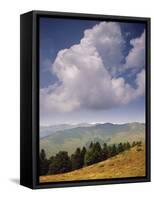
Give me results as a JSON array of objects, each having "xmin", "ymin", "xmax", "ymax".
[{"xmin": 39, "ymin": 17, "xmax": 146, "ymax": 126}]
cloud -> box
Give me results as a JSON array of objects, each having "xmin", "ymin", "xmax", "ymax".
[
  {"xmin": 80, "ymin": 22, "xmax": 125, "ymax": 76},
  {"xmin": 124, "ymin": 31, "xmax": 145, "ymax": 69},
  {"xmin": 40, "ymin": 22, "xmax": 145, "ymax": 113},
  {"xmin": 135, "ymin": 69, "xmax": 145, "ymax": 96}
]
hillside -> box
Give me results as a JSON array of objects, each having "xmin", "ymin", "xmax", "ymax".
[
  {"xmin": 40, "ymin": 144, "xmax": 145, "ymax": 183},
  {"xmin": 40, "ymin": 122, "xmax": 145, "ymax": 157},
  {"xmin": 40, "ymin": 123, "xmax": 93, "ymax": 138}
]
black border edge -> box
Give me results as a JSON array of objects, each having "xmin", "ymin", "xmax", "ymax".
[
  {"xmin": 32, "ymin": 10, "xmax": 150, "ymax": 21},
  {"xmin": 20, "ymin": 11, "xmax": 33, "ymax": 188},
  {"xmin": 22, "ymin": 10, "xmax": 151, "ymax": 189},
  {"xmin": 32, "ymin": 11, "xmax": 38, "ymax": 189}
]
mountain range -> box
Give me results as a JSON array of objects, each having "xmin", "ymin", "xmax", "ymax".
[
  {"xmin": 40, "ymin": 123, "xmax": 93, "ymax": 138},
  {"xmin": 40, "ymin": 122, "xmax": 145, "ymax": 158}
]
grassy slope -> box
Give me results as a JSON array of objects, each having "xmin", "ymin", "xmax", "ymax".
[{"xmin": 40, "ymin": 145, "xmax": 145, "ymax": 183}]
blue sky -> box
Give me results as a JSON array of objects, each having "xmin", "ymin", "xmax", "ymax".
[
  {"xmin": 40, "ymin": 18, "xmax": 100, "ymax": 87},
  {"xmin": 39, "ymin": 17, "xmax": 145, "ymax": 126}
]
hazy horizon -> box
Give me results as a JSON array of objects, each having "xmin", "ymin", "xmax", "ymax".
[{"xmin": 40, "ymin": 120, "xmax": 145, "ymax": 127}]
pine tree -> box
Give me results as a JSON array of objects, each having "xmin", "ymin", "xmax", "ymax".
[
  {"xmin": 111, "ymin": 144, "xmax": 117, "ymax": 157},
  {"xmin": 132, "ymin": 141, "xmax": 136, "ymax": 147},
  {"xmin": 48, "ymin": 151, "xmax": 72, "ymax": 174},
  {"xmin": 89, "ymin": 142, "xmax": 94, "ymax": 149},
  {"xmin": 71, "ymin": 148, "xmax": 82, "ymax": 170},
  {"xmin": 40, "ymin": 149, "xmax": 46, "ymax": 161},
  {"xmin": 84, "ymin": 142, "xmax": 102, "ymax": 166},
  {"xmin": 117, "ymin": 143, "xmax": 124, "ymax": 153},
  {"xmin": 40, "ymin": 149, "xmax": 49, "ymax": 175},
  {"xmin": 126, "ymin": 142, "xmax": 131, "ymax": 150},
  {"xmin": 102, "ymin": 143, "xmax": 109, "ymax": 160},
  {"xmin": 81, "ymin": 146, "xmax": 87, "ymax": 166}
]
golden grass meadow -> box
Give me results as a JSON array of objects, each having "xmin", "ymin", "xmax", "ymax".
[{"xmin": 40, "ymin": 144, "xmax": 145, "ymax": 183}]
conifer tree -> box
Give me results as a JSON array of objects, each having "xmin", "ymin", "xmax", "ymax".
[
  {"xmin": 71, "ymin": 148, "xmax": 82, "ymax": 170},
  {"xmin": 48, "ymin": 151, "xmax": 72, "ymax": 174},
  {"xmin": 102, "ymin": 143, "xmax": 109, "ymax": 160},
  {"xmin": 40, "ymin": 149, "xmax": 49, "ymax": 175}
]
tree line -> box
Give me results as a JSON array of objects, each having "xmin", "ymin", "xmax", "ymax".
[{"xmin": 40, "ymin": 140, "xmax": 142, "ymax": 176}]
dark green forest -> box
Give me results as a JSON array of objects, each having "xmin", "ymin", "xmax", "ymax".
[{"xmin": 40, "ymin": 141, "xmax": 142, "ymax": 176}]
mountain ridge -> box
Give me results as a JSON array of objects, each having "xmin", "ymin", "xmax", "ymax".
[
  {"xmin": 41, "ymin": 122, "xmax": 144, "ymax": 139},
  {"xmin": 40, "ymin": 122, "xmax": 145, "ymax": 157}
]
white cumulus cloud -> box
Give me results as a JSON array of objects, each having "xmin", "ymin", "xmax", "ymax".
[
  {"xmin": 40, "ymin": 22, "xmax": 145, "ymax": 113},
  {"xmin": 124, "ymin": 30, "xmax": 145, "ymax": 69}
]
